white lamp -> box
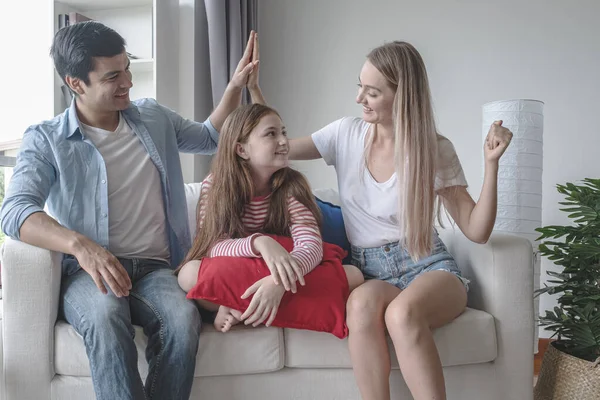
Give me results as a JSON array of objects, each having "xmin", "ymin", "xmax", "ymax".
[{"xmin": 482, "ymin": 99, "xmax": 544, "ymax": 352}]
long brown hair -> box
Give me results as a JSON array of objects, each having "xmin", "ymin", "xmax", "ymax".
[
  {"xmin": 180, "ymin": 104, "xmax": 322, "ymax": 267},
  {"xmin": 366, "ymin": 41, "xmax": 450, "ymax": 260}
]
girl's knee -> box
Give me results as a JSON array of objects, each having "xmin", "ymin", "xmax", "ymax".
[
  {"xmin": 177, "ymin": 260, "xmax": 201, "ymax": 292},
  {"xmin": 343, "ymin": 264, "xmax": 364, "ymax": 292}
]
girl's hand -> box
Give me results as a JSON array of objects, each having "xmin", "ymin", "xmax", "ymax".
[
  {"xmin": 229, "ymin": 31, "xmax": 259, "ymax": 90},
  {"xmin": 253, "ymin": 236, "xmax": 305, "ymax": 293},
  {"xmin": 484, "ymin": 120, "xmax": 513, "ymax": 164},
  {"xmin": 240, "ymin": 276, "xmax": 286, "ymax": 327},
  {"xmin": 247, "ymin": 32, "xmax": 260, "ymax": 90}
]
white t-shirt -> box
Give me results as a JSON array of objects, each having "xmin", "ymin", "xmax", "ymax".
[
  {"xmin": 312, "ymin": 117, "xmax": 468, "ymax": 248},
  {"xmin": 81, "ymin": 113, "xmax": 170, "ymax": 261}
]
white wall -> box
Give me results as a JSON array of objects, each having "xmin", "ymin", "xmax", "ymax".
[
  {"xmin": 52, "ymin": 3, "xmax": 156, "ymax": 113},
  {"xmin": 258, "ymin": 0, "xmax": 600, "ymax": 337},
  {"xmin": 84, "ymin": 5, "xmax": 155, "ymax": 102}
]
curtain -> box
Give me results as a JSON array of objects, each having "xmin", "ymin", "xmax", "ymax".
[{"xmin": 204, "ymin": 0, "xmax": 258, "ymax": 107}]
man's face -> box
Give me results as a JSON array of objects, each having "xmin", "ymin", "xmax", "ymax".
[{"xmin": 69, "ymin": 51, "xmax": 133, "ymax": 113}]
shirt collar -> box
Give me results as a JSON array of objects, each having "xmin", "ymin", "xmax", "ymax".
[
  {"xmin": 65, "ymin": 99, "xmax": 81, "ymax": 139},
  {"xmin": 65, "ymin": 98, "xmax": 141, "ymax": 139}
]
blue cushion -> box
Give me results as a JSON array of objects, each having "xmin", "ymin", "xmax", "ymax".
[{"xmin": 315, "ymin": 197, "xmax": 351, "ymax": 264}]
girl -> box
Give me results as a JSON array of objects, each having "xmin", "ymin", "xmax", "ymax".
[
  {"xmin": 248, "ymin": 41, "xmax": 512, "ymax": 399},
  {"xmin": 177, "ymin": 104, "xmax": 364, "ymax": 333}
]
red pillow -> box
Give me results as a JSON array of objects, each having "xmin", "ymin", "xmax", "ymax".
[{"xmin": 186, "ymin": 236, "xmax": 350, "ymax": 338}]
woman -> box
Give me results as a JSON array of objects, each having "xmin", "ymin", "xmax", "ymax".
[{"xmin": 249, "ymin": 39, "xmax": 512, "ymax": 400}]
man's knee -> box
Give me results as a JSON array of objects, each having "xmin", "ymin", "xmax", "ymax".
[
  {"xmin": 162, "ymin": 301, "xmax": 201, "ymax": 357},
  {"xmin": 85, "ymin": 300, "xmax": 135, "ymax": 338},
  {"xmin": 62, "ymin": 274, "xmax": 134, "ymax": 340}
]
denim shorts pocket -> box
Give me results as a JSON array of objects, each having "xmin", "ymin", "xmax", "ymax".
[
  {"xmin": 350, "ymin": 256, "xmax": 362, "ymax": 271},
  {"xmin": 350, "ymin": 246, "xmax": 364, "ymax": 267},
  {"xmin": 364, "ymin": 253, "xmax": 392, "ymax": 280},
  {"xmin": 432, "ymin": 235, "xmax": 448, "ymax": 253}
]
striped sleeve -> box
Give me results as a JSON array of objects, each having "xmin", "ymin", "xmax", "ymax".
[
  {"xmin": 209, "ymin": 233, "xmax": 262, "ymax": 257},
  {"xmin": 287, "ymin": 196, "xmax": 323, "ymax": 275}
]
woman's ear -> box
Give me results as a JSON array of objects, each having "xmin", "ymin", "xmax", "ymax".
[{"xmin": 236, "ymin": 142, "xmax": 249, "ymax": 160}]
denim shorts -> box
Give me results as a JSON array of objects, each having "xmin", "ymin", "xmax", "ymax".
[{"xmin": 350, "ymin": 234, "xmax": 469, "ymax": 291}]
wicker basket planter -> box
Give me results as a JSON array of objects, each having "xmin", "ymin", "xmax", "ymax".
[{"xmin": 534, "ymin": 341, "xmax": 600, "ymax": 400}]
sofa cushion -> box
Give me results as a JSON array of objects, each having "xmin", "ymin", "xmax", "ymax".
[
  {"xmin": 185, "ymin": 182, "xmax": 203, "ymax": 237},
  {"xmin": 283, "ymin": 307, "xmax": 497, "ymax": 368},
  {"xmin": 312, "ymin": 188, "xmax": 341, "ymax": 206},
  {"xmin": 315, "ymin": 197, "xmax": 351, "ymax": 264},
  {"xmin": 54, "ymin": 321, "xmax": 284, "ymax": 377}
]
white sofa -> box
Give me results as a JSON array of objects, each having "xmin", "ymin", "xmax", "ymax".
[{"xmin": 0, "ymin": 185, "xmax": 534, "ymax": 400}]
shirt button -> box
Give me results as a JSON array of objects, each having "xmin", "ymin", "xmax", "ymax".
[
  {"xmin": 102, "ymin": 213, "xmax": 107, "ymax": 218},
  {"xmin": 101, "ymin": 179, "xmax": 106, "ymax": 184}
]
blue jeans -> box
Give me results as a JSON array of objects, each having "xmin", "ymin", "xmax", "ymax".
[
  {"xmin": 60, "ymin": 258, "xmax": 201, "ymax": 400},
  {"xmin": 350, "ymin": 233, "xmax": 469, "ymax": 291}
]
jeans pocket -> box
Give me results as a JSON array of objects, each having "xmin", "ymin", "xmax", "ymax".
[{"xmin": 62, "ymin": 256, "xmax": 82, "ymax": 276}]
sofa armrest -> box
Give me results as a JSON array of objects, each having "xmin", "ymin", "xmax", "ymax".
[
  {"xmin": 1, "ymin": 238, "xmax": 62, "ymax": 400},
  {"xmin": 439, "ymin": 230, "xmax": 534, "ymax": 400}
]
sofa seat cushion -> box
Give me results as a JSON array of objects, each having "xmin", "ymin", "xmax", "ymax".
[
  {"xmin": 284, "ymin": 307, "xmax": 497, "ymax": 368},
  {"xmin": 54, "ymin": 321, "xmax": 284, "ymax": 377}
]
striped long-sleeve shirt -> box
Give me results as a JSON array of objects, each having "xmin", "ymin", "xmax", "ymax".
[{"xmin": 197, "ymin": 176, "xmax": 323, "ymax": 276}]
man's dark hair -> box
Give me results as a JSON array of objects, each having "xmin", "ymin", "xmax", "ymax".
[{"xmin": 50, "ymin": 21, "xmax": 126, "ymax": 86}]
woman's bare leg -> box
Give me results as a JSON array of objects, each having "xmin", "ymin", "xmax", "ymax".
[
  {"xmin": 385, "ymin": 271, "xmax": 467, "ymax": 400},
  {"xmin": 347, "ymin": 280, "xmax": 401, "ymax": 400}
]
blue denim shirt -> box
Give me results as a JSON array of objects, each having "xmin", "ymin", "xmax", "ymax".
[{"xmin": 0, "ymin": 98, "xmax": 219, "ymax": 267}]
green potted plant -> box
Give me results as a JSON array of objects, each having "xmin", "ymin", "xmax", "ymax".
[{"xmin": 534, "ymin": 178, "xmax": 600, "ymax": 400}]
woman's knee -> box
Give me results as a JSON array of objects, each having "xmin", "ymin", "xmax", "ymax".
[
  {"xmin": 346, "ymin": 284, "xmax": 387, "ymax": 332},
  {"xmin": 177, "ymin": 260, "xmax": 201, "ymax": 292},
  {"xmin": 384, "ymin": 299, "xmax": 425, "ymax": 339}
]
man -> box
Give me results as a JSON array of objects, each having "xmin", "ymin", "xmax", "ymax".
[{"xmin": 0, "ymin": 21, "xmax": 257, "ymax": 400}]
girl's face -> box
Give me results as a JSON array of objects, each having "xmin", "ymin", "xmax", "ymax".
[
  {"xmin": 237, "ymin": 113, "xmax": 289, "ymax": 174},
  {"xmin": 356, "ymin": 60, "xmax": 396, "ymax": 126}
]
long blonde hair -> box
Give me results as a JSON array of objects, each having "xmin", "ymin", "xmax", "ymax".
[
  {"xmin": 178, "ymin": 104, "xmax": 322, "ymax": 269},
  {"xmin": 365, "ymin": 41, "xmax": 443, "ymax": 260}
]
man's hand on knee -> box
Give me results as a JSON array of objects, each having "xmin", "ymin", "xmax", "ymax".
[{"xmin": 72, "ymin": 236, "xmax": 132, "ymax": 297}]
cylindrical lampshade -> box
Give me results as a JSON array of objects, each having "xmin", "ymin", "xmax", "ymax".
[
  {"xmin": 482, "ymin": 99, "xmax": 544, "ymax": 240},
  {"xmin": 482, "ymin": 99, "xmax": 544, "ymax": 352}
]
